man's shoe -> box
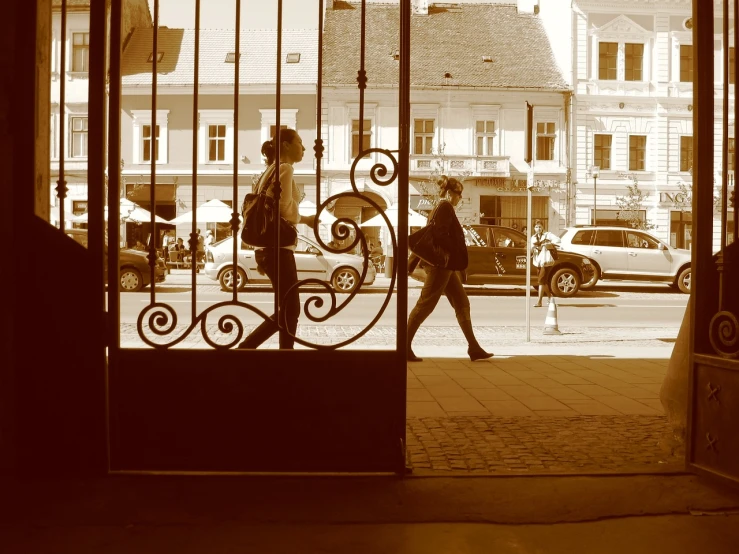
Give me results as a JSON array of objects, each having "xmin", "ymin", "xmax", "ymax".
[
  {"xmin": 407, "ymin": 348, "xmax": 423, "ymax": 362},
  {"xmin": 468, "ymin": 346, "xmax": 494, "ymax": 361}
]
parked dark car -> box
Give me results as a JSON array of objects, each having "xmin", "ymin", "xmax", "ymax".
[
  {"xmin": 410, "ymin": 224, "xmax": 595, "ymax": 297},
  {"xmin": 65, "ymin": 229, "xmax": 167, "ymax": 292}
]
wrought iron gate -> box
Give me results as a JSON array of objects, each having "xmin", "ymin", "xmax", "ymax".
[
  {"xmin": 688, "ymin": 0, "xmax": 739, "ymax": 488},
  {"xmin": 87, "ymin": 0, "xmax": 413, "ymax": 472}
]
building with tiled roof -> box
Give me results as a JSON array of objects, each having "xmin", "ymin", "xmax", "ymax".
[
  {"xmin": 120, "ymin": 28, "xmax": 321, "ymax": 243},
  {"xmin": 321, "ymin": 1, "xmax": 573, "ymax": 254},
  {"xmin": 50, "ymin": 0, "xmax": 152, "ymax": 230},
  {"xmin": 122, "ymin": 29, "xmax": 318, "ymax": 89}
]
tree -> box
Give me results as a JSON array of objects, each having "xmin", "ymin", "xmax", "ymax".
[{"xmin": 615, "ymin": 175, "xmax": 654, "ymax": 230}]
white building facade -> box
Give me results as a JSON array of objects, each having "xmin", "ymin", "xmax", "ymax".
[
  {"xmin": 49, "ymin": 0, "xmax": 151, "ymax": 227},
  {"xmin": 571, "ymin": 0, "xmax": 733, "ymax": 249}
]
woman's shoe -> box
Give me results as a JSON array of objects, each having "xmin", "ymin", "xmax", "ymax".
[
  {"xmin": 407, "ymin": 348, "xmax": 423, "ymax": 362},
  {"xmin": 534, "ymin": 302, "xmax": 542, "ymax": 308},
  {"xmin": 468, "ymin": 346, "xmax": 494, "ymax": 361}
]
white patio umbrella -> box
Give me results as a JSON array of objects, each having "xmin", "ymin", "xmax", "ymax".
[
  {"xmin": 299, "ymin": 199, "xmax": 337, "ymax": 224},
  {"xmin": 72, "ymin": 198, "xmax": 169, "ymax": 224},
  {"xmin": 360, "ymin": 206, "xmax": 427, "ymax": 228},
  {"xmin": 170, "ymin": 198, "xmax": 234, "ymax": 224}
]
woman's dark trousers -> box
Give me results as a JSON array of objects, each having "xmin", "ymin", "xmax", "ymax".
[{"xmin": 239, "ymin": 247, "xmax": 300, "ymax": 349}]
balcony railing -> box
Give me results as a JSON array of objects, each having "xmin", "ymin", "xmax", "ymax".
[{"xmin": 410, "ymin": 155, "xmax": 510, "ymax": 176}]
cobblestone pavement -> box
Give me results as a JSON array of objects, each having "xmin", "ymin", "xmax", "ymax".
[{"xmin": 406, "ymin": 415, "xmax": 681, "ymax": 474}]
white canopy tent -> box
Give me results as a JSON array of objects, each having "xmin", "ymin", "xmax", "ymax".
[
  {"xmin": 298, "ymin": 200, "xmax": 337, "ymax": 224},
  {"xmin": 72, "ymin": 198, "xmax": 169, "ymax": 224},
  {"xmin": 360, "ymin": 206, "xmax": 427, "ymax": 228},
  {"xmin": 170, "ymin": 198, "xmax": 234, "ymax": 224}
]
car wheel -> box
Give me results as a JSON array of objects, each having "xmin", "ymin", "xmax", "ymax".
[
  {"xmin": 579, "ymin": 264, "xmax": 600, "ymax": 290},
  {"xmin": 219, "ymin": 267, "xmax": 247, "ymax": 292},
  {"xmin": 676, "ymin": 267, "xmax": 691, "ymax": 294},
  {"xmin": 120, "ymin": 267, "xmax": 143, "ymax": 292},
  {"xmin": 332, "ymin": 267, "xmax": 359, "ymax": 293},
  {"xmin": 550, "ymin": 267, "xmax": 580, "ymax": 298}
]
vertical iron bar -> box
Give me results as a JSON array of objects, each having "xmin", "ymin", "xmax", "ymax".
[
  {"xmin": 735, "ymin": 0, "xmax": 739, "ymax": 243},
  {"xmin": 57, "ymin": 0, "xmax": 67, "ymax": 229},
  {"xmin": 108, "ymin": 0, "xmax": 123, "ymax": 352},
  {"xmin": 232, "ymin": 0, "xmax": 241, "ymax": 304},
  {"xmin": 721, "ymin": 0, "xmax": 729, "ymax": 257},
  {"xmin": 315, "ymin": 0, "xmax": 324, "ymax": 206},
  {"xmin": 358, "ymin": 1, "xmax": 367, "ymax": 158},
  {"xmin": 274, "ymin": 0, "xmax": 283, "ymax": 344},
  {"xmin": 192, "ymin": 0, "xmax": 201, "ymax": 320},
  {"xmin": 397, "ymin": 0, "xmax": 411, "ymax": 471},
  {"xmin": 149, "ymin": 0, "xmax": 159, "ymax": 304},
  {"xmin": 690, "ymin": 0, "xmax": 715, "ymax": 357}
]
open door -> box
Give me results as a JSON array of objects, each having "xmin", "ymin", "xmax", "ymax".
[{"xmin": 687, "ymin": 0, "xmax": 739, "ymax": 489}]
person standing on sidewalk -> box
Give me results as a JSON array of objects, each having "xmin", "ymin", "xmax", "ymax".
[
  {"xmin": 530, "ymin": 219, "xmax": 560, "ymax": 307},
  {"xmin": 237, "ymin": 129, "xmax": 316, "ymax": 350},
  {"xmin": 407, "ymin": 176, "xmax": 493, "ymax": 362}
]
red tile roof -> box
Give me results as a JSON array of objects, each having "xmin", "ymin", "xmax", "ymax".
[
  {"xmin": 122, "ymin": 28, "xmax": 318, "ymax": 87},
  {"xmin": 323, "ymin": 2, "xmax": 569, "ymax": 90}
]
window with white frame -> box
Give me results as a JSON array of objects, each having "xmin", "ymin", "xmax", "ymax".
[
  {"xmin": 629, "ymin": 135, "xmax": 647, "ymax": 171},
  {"xmin": 131, "ymin": 110, "xmax": 169, "ymax": 164},
  {"xmin": 72, "ymin": 32, "xmax": 89, "ymax": 73},
  {"xmin": 475, "ymin": 121, "xmax": 496, "ymax": 156},
  {"xmin": 414, "ymin": 119, "xmax": 435, "ymax": 155},
  {"xmin": 598, "ymin": 42, "xmax": 618, "ymax": 80},
  {"xmin": 624, "ymin": 43, "xmax": 644, "ymax": 81},
  {"xmin": 259, "ymin": 109, "xmax": 298, "ymax": 146},
  {"xmin": 199, "ymin": 110, "xmax": 234, "ymax": 165},
  {"xmin": 71, "ymin": 116, "xmax": 88, "ymax": 158},
  {"xmin": 594, "ymin": 134, "xmax": 612, "ymax": 170},
  {"xmin": 142, "ymin": 125, "xmax": 160, "ymax": 162},
  {"xmin": 680, "ymin": 136, "xmax": 693, "ymax": 172},
  {"xmin": 208, "ymin": 125, "xmax": 227, "ymax": 162},
  {"xmin": 680, "ymin": 44, "xmax": 693, "ymax": 83},
  {"xmin": 351, "ymin": 119, "xmax": 371, "ymax": 159},
  {"xmin": 536, "ymin": 122, "xmax": 556, "ymax": 161}
]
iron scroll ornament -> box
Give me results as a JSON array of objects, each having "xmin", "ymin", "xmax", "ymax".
[
  {"xmin": 708, "ymin": 310, "xmax": 739, "ymax": 359},
  {"xmin": 137, "ymin": 149, "xmax": 400, "ymax": 350}
]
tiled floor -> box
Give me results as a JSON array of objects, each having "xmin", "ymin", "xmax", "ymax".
[{"xmin": 407, "ymin": 355, "xmax": 667, "ymax": 418}]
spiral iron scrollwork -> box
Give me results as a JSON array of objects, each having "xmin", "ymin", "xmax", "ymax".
[
  {"xmin": 708, "ymin": 310, "xmax": 739, "ymax": 359},
  {"xmin": 136, "ymin": 147, "xmax": 401, "ymax": 350}
]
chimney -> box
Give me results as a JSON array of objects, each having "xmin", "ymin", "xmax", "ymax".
[
  {"xmin": 413, "ymin": 0, "xmax": 429, "ymax": 16},
  {"xmin": 517, "ymin": 0, "xmax": 537, "ymax": 14}
]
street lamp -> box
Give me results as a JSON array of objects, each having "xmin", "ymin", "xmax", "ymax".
[{"xmin": 590, "ymin": 165, "xmax": 600, "ymax": 225}]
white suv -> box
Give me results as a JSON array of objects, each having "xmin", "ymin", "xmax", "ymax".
[{"xmin": 558, "ymin": 226, "xmax": 692, "ymax": 293}]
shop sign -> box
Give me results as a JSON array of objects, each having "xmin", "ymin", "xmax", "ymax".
[
  {"xmin": 660, "ymin": 192, "xmax": 691, "ymax": 205},
  {"xmin": 475, "ymin": 178, "xmax": 562, "ymax": 193}
]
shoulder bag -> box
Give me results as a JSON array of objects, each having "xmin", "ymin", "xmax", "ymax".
[
  {"xmin": 408, "ymin": 203, "xmax": 450, "ymax": 268},
  {"xmin": 240, "ymin": 166, "xmax": 298, "ymax": 248}
]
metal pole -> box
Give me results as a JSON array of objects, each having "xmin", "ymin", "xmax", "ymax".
[
  {"xmin": 593, "ymin": 175, "xmax": 597, "ymax": 225},
  {"xmin": 526, "ymin": 183, "xmax": 532, "ymax": 343}
]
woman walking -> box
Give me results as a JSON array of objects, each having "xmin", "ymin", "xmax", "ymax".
[
  {"xmin": 238, "ymin": 129, "xmax": 315, "ymax": 349},
  {"xmin": 530, "ymin": 219, "xmax": 560, "ymax": 307},
  {"xmin": 407, "ymin": 176, "xmax": 493, "ymax": 362}
]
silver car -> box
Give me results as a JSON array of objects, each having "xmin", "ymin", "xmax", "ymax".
[
  {"xmin": 558, "ymin": 226, "xmax": 692, "ymax": 293},
  {"xmin": 204, "ymin": 235, "xmax": 376, "ymax": 293}
]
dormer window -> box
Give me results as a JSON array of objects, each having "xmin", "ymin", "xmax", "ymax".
[
  {"xmin": 286, "ymin": 52, "xmax": 300, "ymax": 63},
  {"xmin": 225, "ymin": 52, "xmax": 241, "ymax": 63},
  {"xmin": 147, "ymin": 52, "xmax": 164, "ymax": 63},
  {"xmin": 482, "ymin": 55, "xmax": 493, "ymax": 63}
]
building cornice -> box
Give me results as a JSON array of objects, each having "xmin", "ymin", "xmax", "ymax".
[{"xmin": 122, "ymin": 84, "xmax": 316, "ymax": 96}]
